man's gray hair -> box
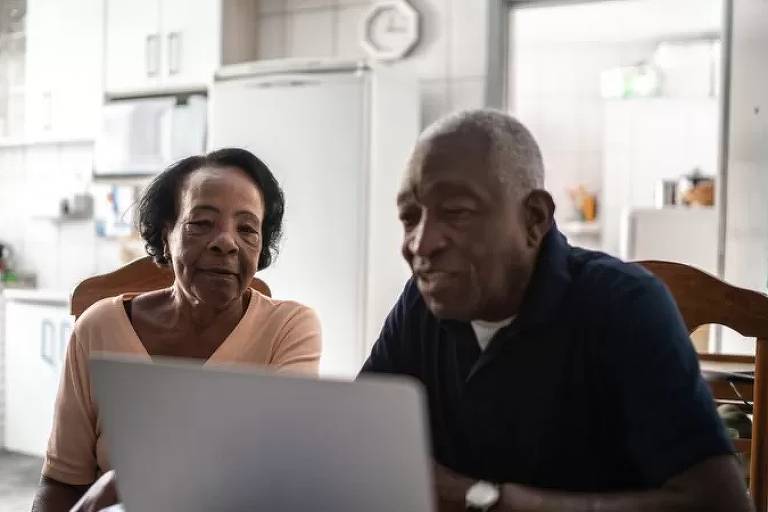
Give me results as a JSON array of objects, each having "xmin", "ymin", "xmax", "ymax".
[{"xmin": 421, "ymin": 109, "xmax": 545, "ymax": 192}]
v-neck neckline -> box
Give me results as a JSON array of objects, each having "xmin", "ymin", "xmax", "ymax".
[{"xmin": 114, "ymin": 291, "xmax": 256, "ymax": 365}]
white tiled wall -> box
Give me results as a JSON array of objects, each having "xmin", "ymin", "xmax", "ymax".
[
  {"xmin": 0, "ymin": 142, "xmax": 123, "ymax": 293},
  {"xmin": 510, "ymin": 41, "xmax": 657, "ymax": 222},
  {"xmin": 254, "ymin": 0, "xmax": 489, "ymax": 127},
  {"xmin": 0, "ymin": 291, "xmax": 5, "ymax": 445}
]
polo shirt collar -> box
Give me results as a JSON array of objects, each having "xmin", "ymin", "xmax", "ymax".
[
  {"xmin": 515, "ymin": 224, "xmax": 573, "ymax": 329},
  {"xmin": 437, "ymin": 225, "xmax": 572, "ymax": 335}
]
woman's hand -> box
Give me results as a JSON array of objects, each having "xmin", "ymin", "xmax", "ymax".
[{"xmin": 69, "ymin": 470, "xmax": 120, "ymax": 512}]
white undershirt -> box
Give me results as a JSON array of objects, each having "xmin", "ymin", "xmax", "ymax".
[{"xmin": 470, "ymin": 317, "xmax": 515, "ymax": 351}]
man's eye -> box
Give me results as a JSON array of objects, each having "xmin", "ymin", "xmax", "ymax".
[
  {"xmin": 399, "ymin": 211, "xmax": 420, "ymax": 229},
  {"xmin": 443, "ymin": 208, "xmax": 472, "ymax": 219}
]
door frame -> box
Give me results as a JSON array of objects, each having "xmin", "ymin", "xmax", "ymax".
[
  {"xmin": 485, "ymin": 0, "xmax": 734, "ymax": 351},
  {"xmin": 484, "ymin": 0, "xmax": 734, "ymax": 279}
]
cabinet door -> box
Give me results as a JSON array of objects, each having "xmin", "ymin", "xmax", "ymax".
[
  {"xmin": 24, "ymin": 0, "xmax": 58, "ymax": 140},
  {"xmin": 160, "ymin": 0, "xmax": 220, "ymax": 89},
  {"xmin": 4, "ymin": 302, "xmax": 73, "ymax": 457},
  {"xmin": 51, "ymin": 0, "xmax": 104, "ymax": 139},
  {"xmin": 25, "ymin": 0, "xmax": 103, "ymax": 141},
  {"xmin": 104, "ymin": 0, "xmax": 161, "ymax": 94}
]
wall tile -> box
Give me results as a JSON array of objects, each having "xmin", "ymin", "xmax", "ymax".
[
  {"xmin": 449, "ymin": 0, "xmax": 487, "ymax": 78},
  {"xmin": 335, "ymin": 5, "xmax": 368, "ymax": 59},
  {"xmin": 419, "ymin": 79, "xmax": 450, "ymax": 128},
  {"xmin": 257, "ymin": 14, "xmax": 287, "ymax": 60},
  {"xmin": 448, "ymin": 77, "xmax": 485, "ymax": 112},
  {"xmin": 256, "ymin": 0, "xmax": 286, "ymax": 14},
  {"xmin": 286, "ymin": 0, "xmax": 336, "ymax": 10},
  {"xmin": 287, "ymin": 9, "xmax": 335, "ymax": 58}
]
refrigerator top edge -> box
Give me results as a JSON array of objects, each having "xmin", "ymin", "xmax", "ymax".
[{"xmin": 215, "ymin": 58, "xmax": 373, "ymax": 81}]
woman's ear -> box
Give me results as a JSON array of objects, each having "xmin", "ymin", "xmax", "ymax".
[{"xmin": 524, "ymin": 190, "xmax": 555, "ymax": 247}]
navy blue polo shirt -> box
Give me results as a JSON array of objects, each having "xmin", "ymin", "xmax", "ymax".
[{"xmin": 361, "ymin": 227, "xmax": 733, "ymax": 491}]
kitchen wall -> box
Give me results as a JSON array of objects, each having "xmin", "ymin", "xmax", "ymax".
[
  {"xmin": 511, "ymin": 40, "xmax": 658, "ymax": 222},
  {"xmin": 252, "ymin": 0, "xmax": 489, "ymax": 128},
  {"xmin": 0, "ymin": 142, "xmax": 125, "ymax": 292},
  {"xmin": 0, "ymin": 0, "xmax": 490, "ymax": 294},
  {"xmin": 721, "ymin": 0, "xmax": 768, "ymax": 354}
]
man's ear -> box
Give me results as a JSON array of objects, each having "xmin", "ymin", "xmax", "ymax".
[{"xmin": 523, "ymin": 190, "xmax": 555, "ymax": 247}]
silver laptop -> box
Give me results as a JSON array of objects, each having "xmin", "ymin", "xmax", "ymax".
[{"xmin": 91, "ymin": 357, "xmax": 435, "ymax": 512}]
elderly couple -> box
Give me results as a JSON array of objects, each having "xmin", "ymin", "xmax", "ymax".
[{"xmin": 33, "ymin": 110, "xmax": 751, "ymax": 512}]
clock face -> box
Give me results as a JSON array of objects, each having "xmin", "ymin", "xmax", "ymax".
[{"xmin": 362, "ymin": 1, "xmax": 420, "ymax": 61}]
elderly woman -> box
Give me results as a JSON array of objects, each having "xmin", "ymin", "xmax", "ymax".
[{"xmin": 32, "ymin": 148, "xmax": 321, "ymax": 512}]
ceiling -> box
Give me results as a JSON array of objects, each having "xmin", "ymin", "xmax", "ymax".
[{"xmin": 512, "ymin": 0, "xmax": 723, "ymax": 44}]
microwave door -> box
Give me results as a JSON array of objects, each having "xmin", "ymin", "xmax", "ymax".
[{"xmin": 94, "ymin": 97, "xmax": 176, "ymax": 176}]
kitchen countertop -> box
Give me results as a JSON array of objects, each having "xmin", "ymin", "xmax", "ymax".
[{"xmin": 1, "ymin": 288, "xmax": 70, "ymax": 306}]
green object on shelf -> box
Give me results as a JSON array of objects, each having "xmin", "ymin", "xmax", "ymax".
[{"xmin": 1, "ymin": 269, "xmax": 17, "ymax": 283}]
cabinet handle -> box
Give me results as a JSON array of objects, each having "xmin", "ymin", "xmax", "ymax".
[
  {"xmin": 40, "ymin": 319, "xmax": 56, "ymax": 367},
  {"xmin": 42, "ymin": 91, "xmax": 52, "ymax": 131},
  {"xmin": 146, "ymin": 33, "xmax": 160, "ymax": 77},
  {"xmin": 167, "ymin": 31, "xmax": 181, "ymax": 76}
]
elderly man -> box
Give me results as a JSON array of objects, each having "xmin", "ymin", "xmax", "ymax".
[{"xmin": 361, "ymin": 109, "xmax": 752, "ymax": 511}]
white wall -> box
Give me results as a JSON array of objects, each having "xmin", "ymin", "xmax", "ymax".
[
  {"xmin": 0, "ymin": 0, "xmax": 491, "ymax": 294},
  {"xmin": 252, "ymin": 0, "xmax": 489, "ymax": 128},
  {"xmin": 511, "ymin": 41, "xmax": 657, "ymax": 222},
  {"xmin": 0, "ymin": 142, "xmax": 125, "ymax": 292},
  {"xmin": 720, "ymin": 0, "xmax": 768, "ymax": 354}
]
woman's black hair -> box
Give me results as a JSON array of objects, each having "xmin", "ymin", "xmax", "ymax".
[{"xmin": 137, "ymin": 148, "xmax": 284, "ymax": 271}]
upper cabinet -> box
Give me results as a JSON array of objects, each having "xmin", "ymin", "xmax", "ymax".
[
  {"xmin": 25, "ymin": 0, "xmax": 103, "ymax": 141},
  {"xmin": 103, "ymin": 0, "xmax": 162, "ymax": 93},
  {"xmin": 104, "ymin": 0, "xmax": 258, "ymax": 96}
]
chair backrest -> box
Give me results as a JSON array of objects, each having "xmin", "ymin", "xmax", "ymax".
[
  {"xmin": 71, "ymin": 256, "xmax": 271, "ymax": 319},
  {"xmin": 638, "ymin": 260, "xmax": 768, "ymax": 509}
]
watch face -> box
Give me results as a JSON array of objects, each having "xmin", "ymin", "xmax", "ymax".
[{"xmin": 466, "ymin": 481, "xmax": 500, "ymax": 509}]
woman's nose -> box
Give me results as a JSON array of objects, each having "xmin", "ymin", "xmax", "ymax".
[{"xmin": 209, "ymin": 228, "xmax": 238, "ymax": 255}]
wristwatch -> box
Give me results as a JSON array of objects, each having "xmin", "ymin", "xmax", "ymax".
[{"xmin": 466, "ymin": 480, "xmax": 500, "ymax": 511}]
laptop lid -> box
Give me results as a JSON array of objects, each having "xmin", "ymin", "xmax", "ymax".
[{"xmin": 91, "ymin": 356, "xmax": 434, "ymax": 512}]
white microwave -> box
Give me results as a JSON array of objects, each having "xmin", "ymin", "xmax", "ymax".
[{"xmin": 93, "ymin": 94, "xmax": 207, "ymax": 177}]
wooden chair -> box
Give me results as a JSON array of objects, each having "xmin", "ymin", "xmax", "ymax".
[
  {"xmin": 71, "ymin": 255, "xmax": 271, "ymax": 319},
  {"xmin": 638, "ymin": 260, "xmax": 768, "ymax": 510}
]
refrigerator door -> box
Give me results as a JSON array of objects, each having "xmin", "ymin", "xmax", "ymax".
[
  {"xmin": 622, "ymin": 207, "xmax": 718, "ymax": 274},
  {"xmin": 210, "ymin": 72, "xmax": 369, "ymax": 377}
]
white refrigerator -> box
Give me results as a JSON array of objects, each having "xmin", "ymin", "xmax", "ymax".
[{"xmin": 209, "ymin": 60, "xmax": 419, "ymax": 378}]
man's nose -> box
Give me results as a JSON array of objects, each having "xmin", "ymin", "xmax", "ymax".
[{"xmin": 408, "ymin": 213, "xmax": 446, "ymax": 258}]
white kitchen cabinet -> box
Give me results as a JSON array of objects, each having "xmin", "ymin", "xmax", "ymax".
[
  {"xmin": 25, "ymin": 0, "xmax": 103, "ymax": 141},
  {"xmin": 3, "ymin": 292, "xmax": 72, "ymax": 457},
  {"xmin": 159, "ymin": 0, "xmax": 220, "ymax": 90},
  {"xmin": 104, "ymin": 0, "xmax": 253, "ymax": 95},
  {"xmin": 103, "ymin": 0, "xmax": 161, "ymax": 93}
]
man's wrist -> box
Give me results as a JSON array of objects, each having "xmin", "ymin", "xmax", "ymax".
[
  {"xmin": 497, "ymin": 482, "xmax": 545, "ymax": 512},
  {"xmin": 466, "ymin": 481, "xmax": 501, "ymax": 511}
]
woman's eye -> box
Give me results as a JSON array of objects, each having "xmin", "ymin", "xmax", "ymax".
[
  {"xmin": 239, "ymin": 225, "xmax": 260, "ymax": 236},
  {"xmin": 186, "ymin": 220, "xmax": 213, "ymax": 232}
]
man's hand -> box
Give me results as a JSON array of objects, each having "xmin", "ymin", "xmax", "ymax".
[
  {"xmin": 69, "ymin": 470, "xmax": 120, "ymax": 512},
  {"xmin": 433, "ymin": 462, "xmax": 474, "ymax": 512},
  {"xmin": 433, "ymin": 455, "xmax": 752, "ymax": 512}
]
